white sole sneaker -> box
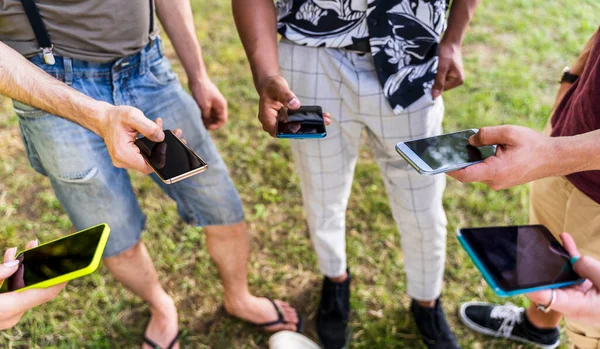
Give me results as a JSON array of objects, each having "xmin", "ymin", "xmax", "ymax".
[{"xmin": 459, "ymin": 302, "xmax": 560, "ymax": 349}]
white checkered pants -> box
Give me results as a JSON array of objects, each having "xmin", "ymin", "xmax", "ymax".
[{"xmin": 279, "ymin": 39, "xmax": 448, "ymax": 300}]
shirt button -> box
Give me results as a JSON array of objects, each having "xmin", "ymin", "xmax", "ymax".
[{"xmin": 369, "ymin": 18, "xmax": 378, "ymax": 26}]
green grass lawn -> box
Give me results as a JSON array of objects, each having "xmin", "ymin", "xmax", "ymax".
[{"xmin": 0, "ymin": 0, "xmax": 598, "ymax": 348}]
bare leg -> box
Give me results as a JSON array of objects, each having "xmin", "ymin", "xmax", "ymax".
[
  {"xmin": 415, "ymin": 300, "xmax": 436, "ymax": 308},
  {"xmin": 103, "ymin": 241, "xmax": 179, "ymax": 349},
  {"xmin": 205, "ymin": 222, "xmax": 300, "ymax": 332},
  {"xmin": 526, "ymin": 303, "xmax": 562, "ymax": 328}
]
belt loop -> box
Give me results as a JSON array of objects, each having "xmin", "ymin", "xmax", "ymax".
[
  {"xmin": 63, "ymin": 57, "xmax": 73, "ymax": 85},
  {"xmin": 139, "ymin": 44, "xmax": 147, "ymax": 75},
  {"xmin": 158, "ymin": 38, "xmax": 164, "ymax": 56}
]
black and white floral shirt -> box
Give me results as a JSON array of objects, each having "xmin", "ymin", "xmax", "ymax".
[{"xmin": 277, "ymin": 0, "xmax": 447, "ymax": 113}]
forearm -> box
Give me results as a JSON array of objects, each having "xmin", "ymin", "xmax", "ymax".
[
  {"xmin": 155, "ymin": 0, "xmax": 208, "ymax": 82},
  {"xmin": 442, "ymin": 0, "xmax": 481, "ymax": 45},
  {"xmin": 551, "ymin": 129, "xmax": 600, "ymax": 175},
  {"xmin": 570, "ymin": 27, "xmax": 598, "ymax": 75},
  {"xmin": 553, "ymin": 28, "xmax": 598, "ymax": 110},
  {"xmin": 0, "ymin": 42, "xmax": 109, "ymax": 135},
  {"xmin": 232, "ymin": 0, "xmax": 279, "ymax": 91}
]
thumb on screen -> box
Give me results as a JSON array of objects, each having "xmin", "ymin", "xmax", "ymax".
[
  {"xmin": 0, "ymin": 247, "xmax": 19, "ymax": 279},
  {"xmin": 275, "ymin": 83, "xmax": 300, "ymax": 110},
  {"xmin": 131, "ymin": 113, "xmax": 165, "ymax": 143},
  {"xmin": 469, "ymin": 126, "xmax": 516, "ymax": 147}
]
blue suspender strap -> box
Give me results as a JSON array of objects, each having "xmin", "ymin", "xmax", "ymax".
[{"xmin": 19, "ymin": 0, "xmax": 55, "ymax": 65}]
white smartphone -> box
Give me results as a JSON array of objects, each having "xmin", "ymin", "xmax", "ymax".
[{"xmin": 395, "ymin": 129, "xmax": 497, "ymax": 175}]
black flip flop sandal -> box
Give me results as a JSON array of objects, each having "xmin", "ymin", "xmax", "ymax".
[
  {"xmin": 143, "ymin": 331, "xmax": 181, "ymax": 349},
  {"xmin": 256, "ymin": 298, "xmax": 304, "ymax": 333}
]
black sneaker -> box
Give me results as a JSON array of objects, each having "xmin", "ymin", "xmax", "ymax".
[
  {"xmin": 410, "ymin": 298, "xmax": 460, "ymax": 349},
  {"xmin": 459, "ymin": 301, "xmax": 560, "ymax": 349},
  {"xmin": 316, "ymin": 271, "xmax": 351, "ymax": 349}
]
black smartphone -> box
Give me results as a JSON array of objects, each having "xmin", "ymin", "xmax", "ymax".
[
  {"xmin": 276, "ymin": 106, "xmax": 327, "ymax": 139},
  {"xmin": 0, "ymin": 224, "xmax": 110, "ymax": 293},
  {"xmin": 135, "ymin": 130, "xmax": 208, "ymax": 184},
  {"xmin": 457, "ymin": 225, "xmax": 585, "ymax": 296}
]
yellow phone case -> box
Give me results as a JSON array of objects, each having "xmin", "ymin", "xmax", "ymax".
[{"xmin": 0, "ymin": 223, "xmax": 111, "ymax": 293}]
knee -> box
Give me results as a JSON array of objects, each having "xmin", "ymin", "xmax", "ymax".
[
  {"xmin": 108, "ymin": 240, "xmax": 143, "ymax": 260},
  {"xmin": 205, "ymin": 221, "xmax": 246, "ymax": 238}
]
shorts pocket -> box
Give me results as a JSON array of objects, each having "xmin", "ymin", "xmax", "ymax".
[
  {"xmin": 147, "ymin": 57, "xmax": 179, "ymax": 86},
  {"xmin": 18, "ymin": 122, "xmax": 48, "ymax": 176},
  {"xmin": 13, "ymin": 100, "xmax": 48, "ymax": 118},
  {"xmin": 56, "ymin": 167, "xmax": 99, "ymax": 184}
]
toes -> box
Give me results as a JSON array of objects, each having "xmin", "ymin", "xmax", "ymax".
[
  {"xmin": 274, "ymin": 300, "xmax": 299, "ymax": 324},
  {"xmin": 283, "ymin": 308, "xmax": 299, "ymax": 324},
  {"xmin": 265, "ymin": 322, "xmax": 297, "ymax": 333}
]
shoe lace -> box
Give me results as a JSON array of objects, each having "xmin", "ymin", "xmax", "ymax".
[{"xmin": 489, "ymin": 302, "xmax": 524, "ymax": 338}]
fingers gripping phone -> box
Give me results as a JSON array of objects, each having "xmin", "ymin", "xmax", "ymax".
[
  {"xmin": 457, "ymin": 225, "xmax": 585, "ymax": 297},
  {"xmin": 276, "ymin": 106, "xmax": 327, "ymax": 139},
  {"xmin": 135, "ymin": 130, "xmax": 208, "ymax": 184},
  {"xmin": 0, "ymin": 224, "xmax": 111, "ymax": 293},
  {"xmin": 395, "ymin": 129, "xmax": 497, "ymax": 175}
]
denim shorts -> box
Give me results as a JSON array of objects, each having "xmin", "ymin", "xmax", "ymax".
[{"xmin": 15, "ymin": 38, "xmax": 245, "ymax": 257}]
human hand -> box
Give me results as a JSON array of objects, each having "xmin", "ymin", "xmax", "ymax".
[
  {"xmin": 143, "ymin": 129, "xmax": 184, "ymax": 170},
  {"xmin": 432, "ymin": 41, "xmax": 464, "ymax": 98},
  {"xmin": 258, "ymin": 75, "xmax": 331, "ymax": 137},
  {"xmin": 528, "ymin": 233, "xmax": 600, "ymax": 325},
  {"xmin": 98, "ymin": 106, "xmax": 165, "ymax": 174},
  {"xmin": 0, "ymin": 240, "xmax": 66, "ymax": 330},
  {"xmin": 447, "ymin": 125, "xmax": 557, "ymax": 190},
  {"xmin": 190, "ymin": 77, "xmax": 228, "ymax": 131}
]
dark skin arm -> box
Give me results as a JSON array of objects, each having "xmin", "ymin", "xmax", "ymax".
[
  {"xmin": 432, "ymin": 0, "xmax": 481, "ymax": 98},
  {"xmin": 232, "ymin": 0, "xmax": 331, "ymax": 137}
]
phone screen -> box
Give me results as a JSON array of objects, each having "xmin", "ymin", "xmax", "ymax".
[
  {"xmin": 0, "ymin": 225, "xmax": 105, "ymax": 293},
  {"xmin": 405, "ymin": 130, "xmax": 496, "ymax": 170},
  {"xmin": 277, "ymin": 106, "xmax": 326, "ymax": 135},
  {"xmin": 460, "ymin": 225, "xmax": 582, "ymax": 291},
  {"xmin": 135, "ymin": 130, "xmax": 207, "ymax": 181}
]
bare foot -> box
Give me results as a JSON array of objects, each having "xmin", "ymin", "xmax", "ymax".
[
  {"xmin": 225, "ymin": 296, "xmax": 300, "ymax": 332},
  {"xmin": 142, "ymin": 296, "xmax": 180, "ymax": 349}
]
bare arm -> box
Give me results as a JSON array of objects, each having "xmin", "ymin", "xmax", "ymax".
[
  {"xmin": 0, "ymin": 41, "xmax": 164, "ymax": 173},
  {"xmin": 447, "ymin": 125, "xmax": 600, "ymax": 190},
  {"xmin": 232, "ymin": 0, "xmax": 331, "ymax": 136},
  {"xmin": 448, "ymin": 27, "xmax": 600, "ymax": 189},
  {"xmin": 0, "ymin": 41, "xmax": 110, "ymax": 135},
  {"xmin": 443, "ymin": 0, "xmax": 480, "ymax": 47},
  {"xmin": 155, "ymin": 0, "xmax": 228, "ymax": 130},
  {"xmin": 553, "ymin": 27, "xmax": 598, "ymax": 110},
  {"xmin": 232, "ymin": 0, "xmax": 279, "ymax": 91},
  {"xmin": 432, "ymin": 0, "xmax": 481, "ymax": 97},
  {"xmin": 553, "ymin": 129, "xmax": 600, "ymax": 174}
]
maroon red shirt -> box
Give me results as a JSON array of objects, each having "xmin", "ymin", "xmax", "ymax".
[{"xmin": 551, "ymin": 28, "xmax": 600, "ymax": 204}]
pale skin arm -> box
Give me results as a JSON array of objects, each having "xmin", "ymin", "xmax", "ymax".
[
  {"xmin": 448, "ymin": 125, "xmax": 600, "ymax": 190},
  {"xmin": 155, "ymin": 0, "xmax": 228, "ymax": 130},
  {"xmin": 0, "ymin": 41, "xmax": 165, "ymax": 173},
  {"xmin": 432, "ymin": 0, "xmax": 481, "ymax": 98},
  {"xmin": 448, "ymin": 28, "xmax": 599, "ymax": 189},
  {"xmin": 232, "ymin": 0, "xmax": 331, "ymax": 137},
  {"xmin": 0, "ymin": 240, "xmax": 66, "ymax": 330}
]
